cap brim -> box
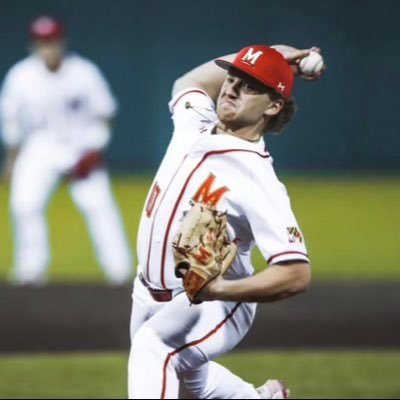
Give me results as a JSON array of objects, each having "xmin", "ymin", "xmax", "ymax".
[
  {"xmin": 214, "ymin": 58, "xmax": 287, "ymax": 98},
  {"xmin": 214, "ymin": 58, "xmax": 234, "ymax": 70}
]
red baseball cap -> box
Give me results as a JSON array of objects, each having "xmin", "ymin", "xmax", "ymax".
[
  {"xmin": 30, "ymin": 16, "xmax": 65, "ymax": 40},
  {"xmin": 215, "ymin": 45, "xmax": 294, "ymax": 98}
]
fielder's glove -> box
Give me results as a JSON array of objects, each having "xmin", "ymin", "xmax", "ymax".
[
  {"xmin": 69, "ymin": 150, "xmax": 103, "ymax": 179},
  {"xmin": 172, "ymin": 202, "xmax": 237, "ymax": 304}
]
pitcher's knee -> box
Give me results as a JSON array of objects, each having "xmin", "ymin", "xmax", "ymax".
[
  {"xmin": 131, "ymin": 326, "xmax": 171, "ymax": 361},
  {"xmin": 131, "ymin": 325, "xmax": 193, "ymax": 375}
]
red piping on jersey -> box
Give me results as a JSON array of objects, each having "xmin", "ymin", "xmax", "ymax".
[
  {"xmin": 160, "ymin": 302, "xmax": 241, "ymax": 399},
  {"xmin": 170, "ymin": 89, "xmax": 208, "ymax": 111},
  {"xmin": 268, "ymin": 251, "xmax": 309, "ymax": 265},
  {"xmin": 145, "ymin": 156, "xmax": 188, "ymax": 281},
  {"xmin": 160, "ymin": 148, "xmax": 270, "ymax": 288},
  {"xmin": 146, "ymin": 89, "xmax": 208, "ymax": 280}
]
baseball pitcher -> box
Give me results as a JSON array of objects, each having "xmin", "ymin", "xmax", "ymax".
[{"xmin": 128, "ymin": 44, "xmax": 325, "ymax": 398}]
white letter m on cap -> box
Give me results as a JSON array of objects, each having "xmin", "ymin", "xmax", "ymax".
[{"xmin": 241, "ymin": 47, "xmax": 263, "ymax": 65}]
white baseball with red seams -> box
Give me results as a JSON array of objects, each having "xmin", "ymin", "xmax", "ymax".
[
  {"xmin": 299, "ymin": 50, "xmax": 324, "ymax": 76},
  {"xmin": 128, "ymin": 88, "xmax": 308, "ymax": 398}
]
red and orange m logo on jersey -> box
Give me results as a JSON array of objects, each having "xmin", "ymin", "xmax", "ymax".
[{"xmin": 192, "ymin": 173, "xmax": 229, "ymax": 207}]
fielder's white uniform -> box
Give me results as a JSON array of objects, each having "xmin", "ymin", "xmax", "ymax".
[
  {"xmin": 128, "ymin": 88, "xmax": 310, "ymax": 399},
  {"xmin": 0, "ymin": 53, "xmax": 133, "ymax": 284}
]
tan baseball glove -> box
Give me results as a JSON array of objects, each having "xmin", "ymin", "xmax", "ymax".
[{"xmin": 172, "ymin": 202, "xmax": 237, "ymax": 304}]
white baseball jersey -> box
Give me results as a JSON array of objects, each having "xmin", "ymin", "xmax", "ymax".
[
  {"xmin": 137, "ymin": 88, "xmax": 309, "ymax": 290},
  {"xmin": 0, "ymin": 53, "xmax": 116, "ymax": 151}
]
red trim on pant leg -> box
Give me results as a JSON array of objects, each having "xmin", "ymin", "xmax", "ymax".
[{"xmin": 160, "ymin": 302, "xmax": 241, "ymax": 399}]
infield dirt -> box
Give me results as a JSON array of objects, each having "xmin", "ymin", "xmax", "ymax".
[{"xmin": 0, "ymin": 281, "xmax": 399, "ymax": 353}]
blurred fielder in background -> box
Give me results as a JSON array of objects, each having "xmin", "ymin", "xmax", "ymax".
[{"xmin": 0, "ymin": 16, "xmax": 133, "ymax": 285}]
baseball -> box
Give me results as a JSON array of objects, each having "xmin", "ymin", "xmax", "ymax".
[{"xmin": 299, "ymin": 50, "xmax": 324, "ymax": 76}]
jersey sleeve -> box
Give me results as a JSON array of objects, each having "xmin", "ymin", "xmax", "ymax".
[
  {"xmin": 168, "ymin": 87, "xmax": 217, "ymax": 138},
  {"xmin": 241, "ymin": 158, "xmax": 310, "ymax": 266},
  {"xmin": 0, "ymin": 67, "xmax": 24, "ymax": 147},
  {"xmin": 84, "ymin": 61, "xmax": 118, "ymax": 120}
]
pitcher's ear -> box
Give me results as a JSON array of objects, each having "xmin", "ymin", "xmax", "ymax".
[{"xmin": 264, "ymin": 99, "xmax": 284, "ymax": 117}]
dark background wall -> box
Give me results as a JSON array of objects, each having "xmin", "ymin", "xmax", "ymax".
[{"xmin": 0, "ymin": 0, "xmax": 398, "ymax": 172}]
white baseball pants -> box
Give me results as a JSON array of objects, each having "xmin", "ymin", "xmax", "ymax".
[
  {"xmin": 9, "ymin": 138, "xmax": 132, "ymax": 284},
  {"xmin": 128, "ymin": 274, "xmax": 259, "ymax": 399}
]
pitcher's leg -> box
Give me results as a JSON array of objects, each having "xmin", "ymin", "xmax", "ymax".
[
  {"xmin": 128, "ymin": 274, "xmax": 168, "ymax": 398},
  {"xmin": 129, "ymin": 325, "xmax": 181, "ymax": 399},
  {"xmin": 70, "ymin": 169, "xmax": 133, "ymax": 284},
  {"xmin": 129, "ymin": 292, "xmax": 257, "ymax": 399},
  {"xmin": 179, "ymin": 298, "xmax": 260, "ymax": 399},
  {"xmin": 182, "ymin": 361, "xmax": 260, "ymax": 399}
]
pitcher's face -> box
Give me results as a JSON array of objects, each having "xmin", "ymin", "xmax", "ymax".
[{"xmin": 217, "ymin": 68, "xmax": 283, "ymax": 131}]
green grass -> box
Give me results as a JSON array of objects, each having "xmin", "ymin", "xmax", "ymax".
[
  {"xmin": 0, "ymin": 352, "xmax": 127, "ymax": 399},
  {"xmin": 0, "ymin": 174, "xmax": 399, "ymax": 282},
  {"xmin": 0, "ymin": 350, "xmax": 399, "ymax": 398},
  {"xmin": 266, "ymin": 174, "xmax": 400, "ymax": 280}
]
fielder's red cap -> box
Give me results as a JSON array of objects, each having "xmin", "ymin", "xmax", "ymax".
[
  {"xmin": 30, "ymin": 16, "xmax": 65, "ymax": 40},
  {"xmin": 215, "ymin": 45, "xmax": 294, "ymax": 98}
]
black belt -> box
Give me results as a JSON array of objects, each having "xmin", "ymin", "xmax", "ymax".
[{"xmin": 139, "ymin": 273, "xmax": 173, "ymax": 302}]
